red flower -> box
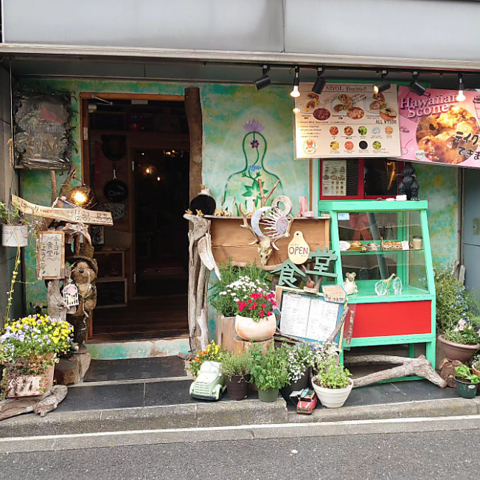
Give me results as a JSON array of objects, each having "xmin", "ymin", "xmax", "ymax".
[
  {"xmin": 238, "ymin": 301, "xmax": 247, "ymax": 312},
  {"xmin": 262, "ymin": 303, "xmax": 266, "ymax": 308},
  {"xmin": 259, "ymin": 310, "xmax": 265, "ymax": 317},
  {"xmin": 247, "ymin": 299, "xmax": 252, "ymax": 303}
]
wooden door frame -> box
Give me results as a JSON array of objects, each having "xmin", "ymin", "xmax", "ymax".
[{"xmin": 80, "ymin": 90, "xmax": 202, "ymax": 328}]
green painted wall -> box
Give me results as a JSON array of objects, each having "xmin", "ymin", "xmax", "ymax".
[{"xmin": 19, "ymin": 78, "xmax": 459, "ymax": 317}]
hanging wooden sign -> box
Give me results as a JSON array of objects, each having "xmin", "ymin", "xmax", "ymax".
[
  {"xmin": 37, "ymin": 231, "xmax": 65, "ymax": 280},
  {"xmin": 12, "ymin": 195, "xmax": 113, "ymax": 226},
  {"xmin": 288, "ymin": 231, "xmax": 310, "ymax": 265}
]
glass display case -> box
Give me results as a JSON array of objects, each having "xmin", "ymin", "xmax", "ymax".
[{"xmin": 319, "ymin": 200, "xmax": 436, "ymax": 367}]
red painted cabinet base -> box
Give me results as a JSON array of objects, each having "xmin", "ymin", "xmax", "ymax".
[{"xmin": 351, "ymin": 301, "xmax": 432, "ymax": 338}]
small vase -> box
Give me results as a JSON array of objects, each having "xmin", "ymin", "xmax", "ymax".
[
  {"xmin": 437, "ymin": 335, "xmax": 479, "ymax": 363},
  {"xmin": 227, "ymin": 374, "xmax": 250, "ymax": 401},
  {"xmin": 311, "ymin": 377, "xmax": 354, "ymax": 408},
  {"xmin": 2, "ymin": 225, "xmax": 28, "ymax": 247},
  {"xmin": 455, "ymin": 377, "xmax": 479, "ymax": 399},
  {"xmin": 235, "ymin": 313, "xmax": 276, "ymax": 342},
  {"xmin": 258, "ymin": 388, "xmax": 279, "ymax": 403},
  {"xmin": 280, "ymin": 367, "xmax": 311, "ymax": 402}
]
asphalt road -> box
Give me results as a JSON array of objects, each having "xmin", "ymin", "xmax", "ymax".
[{"xmin": 0, "ymin": 428, "xmax": 479, "ymax": 480}]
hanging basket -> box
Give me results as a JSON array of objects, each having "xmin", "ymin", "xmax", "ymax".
[{"xmin": 1, "ymin": 225, "xmax": 29, "ymax": 247}]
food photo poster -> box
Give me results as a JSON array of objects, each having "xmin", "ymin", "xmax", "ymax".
[
  {"xmin": 398, "ymin": 86, "xmax": 480, "ymax": 168},
  {"xmin": 294, "ymin": 83, "xmax": 401, "ymax": 159}
]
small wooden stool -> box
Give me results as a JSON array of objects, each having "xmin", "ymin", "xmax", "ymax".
[{"xmin": 233, "ymin": 335, "xmax": 274, "ymax": 356}]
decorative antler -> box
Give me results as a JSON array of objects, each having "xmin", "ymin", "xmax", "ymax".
[{"xmin": 258, "ymin": 178, "xmax": 281, "ymax": 208}]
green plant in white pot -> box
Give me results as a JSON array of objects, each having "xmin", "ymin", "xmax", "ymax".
[
  {"xmin": 312, "ymin": 353, "xmax": 353, "ymax": 409},
  {"xmin": 0, "ymin": 202, "xmax": 29, "ymax": 247}
]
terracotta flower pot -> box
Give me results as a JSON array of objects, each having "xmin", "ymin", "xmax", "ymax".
[
  {"xmin": 437, "ymin": 335, "xmax": 479, "ymax": 363},
  {"xmin": 235, "ymin": 313, "xmax": 276, "ymax": 342},
  {"xmin": 227, "ymin": 374, "xmax": 250, "ymax": 401}
]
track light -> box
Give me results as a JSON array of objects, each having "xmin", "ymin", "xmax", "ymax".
[
  {"xmin": 409, "ymin": 71, "xmax": 426, "ymax": 96},
  {"xmin": 254, "ymin": 65, "xmax": 271, "ymax": 91},
  {"xmin": 290, "ymin": 66, "xmax": 300, "ymax": 98},
  {"xmin": 312, "ymin": 67, "xmax": 326, "ymax": 94},
  {"xmin": 373, "ymin": 70, "xmax": 390, "ymax": 95},
  {"xmin": 456, "ymin": 73, "xmax": 466, "ymax": 102}
]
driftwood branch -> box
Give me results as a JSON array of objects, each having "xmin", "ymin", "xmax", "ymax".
[
  {"xmin": 345, "ymin": 355, "xmax": 447, "ymax": 389},
  {"xmin": 325, "ymin": 306, "xmax": 349, "ymax": 346}
]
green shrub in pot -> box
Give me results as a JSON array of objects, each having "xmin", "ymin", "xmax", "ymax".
[
  {"xmin": 250, "ymin": 346, "xmax": 289, "ymax": 402},
  {"xmin": 221, "ymin": 352, "xmax": 252, "ymax": 401},
  {"xmin": 454, "ymin": 364, "xmax": 480, "ymax": 399}
]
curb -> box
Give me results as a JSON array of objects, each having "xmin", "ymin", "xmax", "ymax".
[{"xmin": 1, "ymin": 396, "xmax": 480, "ymax": 439}]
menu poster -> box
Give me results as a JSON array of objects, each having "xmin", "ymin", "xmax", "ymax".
[
  {"xmin": 398, "ymin": 86, "xmax": 480, "ymax": 168},
  {"xmin": 322, "ymin": 160, "xmax": 346, "ymax": 196},
  {"xmin": 37, "ymin": 231, "xmax": 65, "ymax": 280},
  {"xmin": 294, "ymin": 83, "xmax": 401, "ymax": 159},
  {"xmin": 279, "ymin": 291, "xmax": 342, "ymax": 344}
]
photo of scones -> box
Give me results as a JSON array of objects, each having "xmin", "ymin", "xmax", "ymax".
[{"xmin": 416, "ymin": 106, "xmax": 479, "ymax": 164}]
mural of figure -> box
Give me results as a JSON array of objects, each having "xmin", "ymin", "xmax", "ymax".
[{"xmin": 223, "ymin": 119, "xmax": 282, "ymax": 215}]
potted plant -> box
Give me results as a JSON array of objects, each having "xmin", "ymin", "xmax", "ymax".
[
  {"xmin": 235, "ymin": 288, "xmax": 277, "ymax": 342},
  {"xmin": 0, "ymin": 314, "xmax": 74, "ymax": 398},
  {"xmin": 250, "ymin": 346, "xmax": 289, "ymax": 402},
  {"xmin": 221, "ymin": 352, "xmax": 252, "ymax": 400},
  {"xmin": 312, "ymin": 352, "xmax": 353, "ymax": 409},
  {"xmin": 278, "ymin": 342, "xmax": 314, "ymax": 402},
  {"xmin": 0, "ymin": 201, "xmax": 30, "ymax": 247},
  {"xmin": 438, "ymin": 318, "xmax": 480, "ymax": 363},
  {"xmin": 210, "ymin": 260, "xmax": 270, "ymax": 350},
  {"xmin": 454, "ymin": 364, "xmax": 480, "ymax": 399},
  {"xmin": 186, "ymin": 341, "xmax": 223, "ymax": 380}
]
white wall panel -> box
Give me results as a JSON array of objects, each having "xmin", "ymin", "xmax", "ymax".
[{"xmin": 2, "ymin": 0, "xmax": 283, "ymax": 52}]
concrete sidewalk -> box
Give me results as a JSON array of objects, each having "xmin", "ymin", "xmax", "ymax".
[{"xmin": 1, "ymin": 377, "xmax": 480, "ymax": 439}]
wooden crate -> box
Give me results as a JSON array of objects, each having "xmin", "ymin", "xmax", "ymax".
[{"xmin": 208, "ymin": 216, "xmax": 330, "ymax": 266}]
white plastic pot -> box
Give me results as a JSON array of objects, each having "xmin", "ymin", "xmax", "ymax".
[
  {"xmin": 2, "ymin": 225, "xmax": 29, "ymax": 247},
  {"xmin": 311, "ymin": 377, "xmax": 354, "ymax": 408}
]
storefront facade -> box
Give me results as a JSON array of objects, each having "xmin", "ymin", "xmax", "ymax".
[{"xmin": 0, "ymin": 0, "xmax": 477, "ymax": 359}]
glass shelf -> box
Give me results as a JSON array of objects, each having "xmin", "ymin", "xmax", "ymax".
[{"xmin": 341, "ymin": 249, "xmax": 424, "ymax": 256}]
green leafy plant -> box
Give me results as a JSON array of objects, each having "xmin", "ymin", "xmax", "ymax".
[
  {"xmin": 220, "ymin": 352, "xmax": 252, "ymax": 380},
  {"xmin": 444, "ymin": 318, "xmax": 480, "ymax": 345},
  {"xmin": 472, "ymin": 354, "xmax": 480, "ymax": 371},
  {"xmin": 210, "ymin": 259, "xmax": 269, "ymax": 317},
  {"xmin": 455, "ymin": 364, "xmax": 480, "ymax": 383},
  {"xmin": 314, "ymin": 356, "xmax": 351, "ymax": 390},
  {"xmin": 186, "ymin": 341, "xmax": 223, "ymax": 379},
  {"xmin": 249, "ymin": 345, "xmax": 289, "ymax": 391},
  {"xmin": 0, "ymin": 202, "xmax": 24, "ymax": 226},
  {"xmin": 434, "ymin": 267, "xmax": 478, "ymax": 333}
]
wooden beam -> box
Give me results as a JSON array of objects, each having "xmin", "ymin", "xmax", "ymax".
[
  {"xmin": 80, "ymin": 93, "xmax": 185, "ymax": 102},
  {"xmin": 184, "ymin": 87, "xmax": 203, "ymax": 202}
]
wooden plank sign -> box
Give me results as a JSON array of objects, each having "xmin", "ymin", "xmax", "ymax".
[
  {"xmin": 37, "ymin": 231, "xmax": 65, "ymax": 280},
  {"xmin": 12, "ymin": 195, "xmax": 113, "ymax": 226}
]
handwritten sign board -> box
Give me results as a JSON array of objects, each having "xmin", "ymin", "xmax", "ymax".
[
  {"xmin": 12, "ymin": 195, "xmax": 113, "ymax": 226},
  {"xmin": 37, "ymin": 231, "xmax": 65, "ymax": 280},
  {"xmin": 278, "ymin": 287, "xmax": 345, "ymax": 346}
]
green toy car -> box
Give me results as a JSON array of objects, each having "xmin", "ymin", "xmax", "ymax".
[{"xmin": 189, "ymin": 361, "xmax": 226, "ymax": 401}]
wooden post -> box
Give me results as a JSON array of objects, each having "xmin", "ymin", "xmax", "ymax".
[{"xmin": 185, "ymin": 87, "xmax": 203, "ymax": 202}]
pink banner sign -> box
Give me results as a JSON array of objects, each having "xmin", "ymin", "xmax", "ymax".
[{"xmin": 398, "ymin": 86, "xmax": 480, "ymax": 168}]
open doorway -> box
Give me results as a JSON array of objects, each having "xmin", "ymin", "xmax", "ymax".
[{"xmin": 82, "ymin": 94, "xmax": 191, "ymax": 342}]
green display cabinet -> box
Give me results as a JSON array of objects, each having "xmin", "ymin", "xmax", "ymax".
[{"xmin": 318, "ymin": 200, "xmax": 436, "ymax": 370}]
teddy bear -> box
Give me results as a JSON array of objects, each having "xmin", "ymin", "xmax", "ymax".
[
  {"xmin": 67, "ymin": 257, "xmax": 98, "ymax": 351},
  {"xmin": 343, "ymin": 272, "xmax": 358, "ymax": 295}
]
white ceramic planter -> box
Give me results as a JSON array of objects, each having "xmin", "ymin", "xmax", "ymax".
[
  {"xmin": 311, "ymin": 377, "xmax": 354, "ymax": 408},
  {"xmin": 2, "ymin": 225, "xmax": 29, "ymax": 247},
  {"xmin": 235, "ymin": 313, "xmax": 276, "ymax": 341}
]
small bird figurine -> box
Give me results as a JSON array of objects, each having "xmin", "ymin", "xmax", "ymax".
[{"xmin": 189, "ymin": 185, "xmax": 216, "ymax": 216}]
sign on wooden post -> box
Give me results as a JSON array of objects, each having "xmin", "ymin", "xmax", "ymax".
[{"xmin": 37, "ymin": 231, "xmax": 65, "ymax": 280}]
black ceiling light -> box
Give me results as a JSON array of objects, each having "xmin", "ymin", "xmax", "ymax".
[
  {"xmin": 290, "ymin": 66, "xmax": 301, "ymax": 98},
  {"xmin": 312, "ymin": 67, "xmax": 326, "ymax": 94},
  {"xmin": 254, "ymin": 65, "xmax": 271, "ymax": 91},
  {"xmin": 409, "ymin": 71, "xmax": 426, "ymax": 96},
  {"xmin": 373, "ymin": 70, "xmax": 390, "ymax": 95}
]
